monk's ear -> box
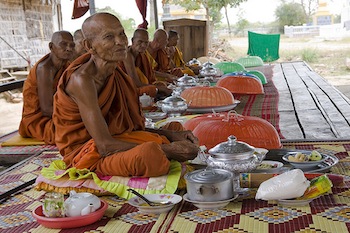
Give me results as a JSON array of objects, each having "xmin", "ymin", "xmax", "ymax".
[
  {"xmin": 48, "ymin": 42, "xmax": 54, "ymax": 51},
  {"xmin": 83, "ymin": 38, "xmax": 94, "ymax": 54}
]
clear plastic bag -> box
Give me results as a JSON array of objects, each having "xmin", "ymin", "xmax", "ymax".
[{"xmin": 255, "ymin": 169, "xmax": 310, "ymax": 200}]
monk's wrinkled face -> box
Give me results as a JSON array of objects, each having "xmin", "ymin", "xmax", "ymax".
[
  {"xmin": 74, "ymin": 31, "xmax": 86, "ymax": 57},
  {"xmin": 156, "ymin": 32, "xmax": 168, "ymax": 50},
  {"xmin": 131, "ymin": 32, "xmax": 149, "ymax": 54},
  {"xmin": 168, "ymin": 34, "xmax": 179, "ymax": 47},
  {"xmin": 51, "ymin": 32, "xmax": 75, "ymax": 61},
  {"xmin": 88, "ymin": 16, "xmax": 128, "ymax": 62}
]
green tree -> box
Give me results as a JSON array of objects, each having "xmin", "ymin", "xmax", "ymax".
[
  {"xmin": 234, "ymin": 8, "xmax": 249, "ymax": 36},
  {"xmin": 275, "ymin": 2, "xmax": 307, "ymax": 32},
  {"xmin": 299, "ymin": 0, "xmax": 318, "ymax": 23},
  {"xmin": 97, "ymin": 6, "xmax": 136, "ymax": 39}
]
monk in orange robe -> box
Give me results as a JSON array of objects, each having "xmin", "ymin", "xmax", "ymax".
[
  {"xmin": 53, "ymin": 13, "xmax": 199, "ymax": 177},
  {"xmin": 72, "ymin": 29, "xmax": 87, "ymax": 61},
  {"xmin": 120, "ymin": 28, "xmax": 171, "ymax": 99},
  {"xmin": 167, "ymin": 30, "xmax": 199, "ymax": 76},
  {"xmin": 19, "ymin": 31, "xmax": 75, "ymax": 144},
  {"xmin": 147, "ymin": 29, "xmax": 184, "ymax": 82}
]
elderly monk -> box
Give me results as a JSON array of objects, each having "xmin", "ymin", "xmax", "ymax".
[
  {"xmin": 167, "ymin": 30, "xmax": 198, "ymax": 76},
  {"xmin": 121, "ymin": 28, "xmax": 172, "ymax": 99},
  {"xmin": 147, "ymin": 29, "xmax": 184, "ymax": 82},
  {"xmin": 19, "ymin": 30, "xmax": 75, "ymax": 144},
  {"xmin": 53, "ymin": 12, "xmax": 199, "ymax": 177},
  {"xmin": 72, "ymin": 29, "xmax": 87, "ymax": 60}
]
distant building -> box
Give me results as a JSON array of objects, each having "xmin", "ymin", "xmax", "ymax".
[
  {"xmin": 161, "ymin": 3, "xmax": 206, "ymax": 23},
  {"xmin": 0, "ymin": 0, "xmax": 62, "ymax": 70},
  {"xmin": 341, "ymin": 0, "xmax": 350, "ymax": 30},
  {"xmin": 313, "ymin": 0, "xmax": 333, "ymax": 25}
]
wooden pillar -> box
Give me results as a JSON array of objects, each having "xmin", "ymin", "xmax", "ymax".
[{"xmin": 89, "ymin": 0, "xmax": 96, "ymax": 14}]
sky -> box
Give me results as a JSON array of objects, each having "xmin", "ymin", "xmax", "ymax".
[{"xmin": 61, "ymin": 0, "xmax": 342, "ymax": 32}]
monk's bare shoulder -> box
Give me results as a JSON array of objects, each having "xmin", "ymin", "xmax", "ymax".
[{"xmin": 66, "ymin": 61, "xmax": 97, "ymax": 99}]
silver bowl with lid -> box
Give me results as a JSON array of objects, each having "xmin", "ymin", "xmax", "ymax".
[
  {"xmin": 205, "ymin": 135, "xmax": 268, "ymax": 173},
  {"xmin": 199, "ymin": 135, "xmax": 268, "ymax": 194},
  {"xmin": 187, "ymin": 58, "xmax": 201, "ymax": 66},
  {"xmin": 176, "ymin": 74, "xmax": 198, "ymax": 90},
  {"xmin": 157, "ymin": 92, "xmax": 188, "ymax": 117}
]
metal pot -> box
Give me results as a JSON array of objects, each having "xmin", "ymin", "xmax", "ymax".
[
  {"xmin": 157, "ymin": 92, "xmax": 188, "ymax": 117},
  {"xmin": 184, "ymin": 168, "xmax": 234, "ymax": 202}
]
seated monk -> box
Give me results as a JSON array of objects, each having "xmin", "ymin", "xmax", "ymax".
[
  {"xmin": 147, "ymin": 29, "xmax": 184, "ymax": 82},
  {"xmin": 121, "ymin": 28, "xmax": 172, "ymax": 99},
  {"xmin": 52, "ymin": 12, "xmax": 199, "ymax": 177},
  {"xmin": 72, "ymin": 29, "xmax": 87, "ymax": 61},
  {"xmin": 167, "ymin": 30, "xmax": 199, "ymax": 76},
  {"xmin": 19, "ymin": 30, "xmax": 75, "ymax": 144}
]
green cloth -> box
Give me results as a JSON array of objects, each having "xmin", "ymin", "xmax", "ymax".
[{"xmin": 247, "ymin": 31, "xmax": 280, "ymax": 62}]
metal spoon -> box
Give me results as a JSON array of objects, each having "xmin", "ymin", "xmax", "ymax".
[{"xmin": 127, "ymin": 189, "xmax": 172, "ymax": 206}]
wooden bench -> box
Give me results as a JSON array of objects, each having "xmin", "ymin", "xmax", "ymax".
[{"xmin": 274, "ymin": 61, "xmax": 350, "ymax": 140}]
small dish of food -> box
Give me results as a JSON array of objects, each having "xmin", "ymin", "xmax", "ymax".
[
  {"xmin": 254, "ymin": 160, "xmax": 284, "ymax": 173},
  {"xmin": 282, "ymin": 150, "xmax": 326, "ymax": 169},
  {"xmin": 128, "ymin": 194, "xmax": 182, "ymax": 214}
]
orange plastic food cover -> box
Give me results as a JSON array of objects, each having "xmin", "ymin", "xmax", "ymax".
[
  {"xmin": 217, "ymin": 75, "xmax": 264, "ymax": 95},
  {"xmin": 191, "ymin": 113, "xmax": 281, "ymax": 150},
  {"xmin": 180, "ymin": 86, "xmax": 234, "ymax": 108}
]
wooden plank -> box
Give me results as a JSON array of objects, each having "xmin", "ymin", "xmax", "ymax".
[
  {"xmin": 274, "ymin": 61, "xmax": 347, "ymax": 140},
  {"xmin": 299, "ymin": 68, "xmax": 350, "ymax": 138},
  {"xmin": 273, "ymin": 63, "xmax": 304, "ymax": 139},
  {"xmin": 274, "ymin": 62, "xmax": 344, "ymax": 139},
  {"xmin": 0, "ymin": 79, "xmax": 24, "ymax": 93}
]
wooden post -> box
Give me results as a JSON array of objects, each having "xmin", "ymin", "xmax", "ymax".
[
  {"xmin": 89, "ymin": 0, "xmax": 96, "ymax": 14},
  {"xmin": 153, "ymin": 0, "xmax": 159, "ymax": 29}
]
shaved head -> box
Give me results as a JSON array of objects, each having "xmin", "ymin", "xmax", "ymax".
[
  {"xmin": 73, "ymin": 29, "xmax": 84, "ymax": 40},
  {"xmin": 82, "ymin": 12, "xmax": 121, "ymax": 41},
  {"xmin": 80, "ymin": 12, "xmax": 128, "ymax": 62},
  {"xmin": 153, "ymin": 29, "xmax": 167, "ymax": 41},
  {"xmin": 132, "ymin": 28, "xmax": 148, "ymax": 40},
  {"xmin": 51, "ymin": 31, "xmax": 73, "ymax": 44}
]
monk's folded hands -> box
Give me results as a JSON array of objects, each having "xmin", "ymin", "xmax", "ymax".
[{"xmin": 161, "ymin": 141, "xmax": 199, "ymax": 162}]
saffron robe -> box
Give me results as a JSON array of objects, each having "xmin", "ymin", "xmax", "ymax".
[
  {"xmin": 19, "ymin": 54, "xmax": 68, "ymax": 144},
  {"xmin": 172, "ymin": 46, "xmax": 195, "ymax": 76},
  {"xmin": 53, "ymin": 54, "xmax": 171, "ymax": 177},
  {"xmin": 149, "ymin": 48, "xmax": 184, "ymax": 80}
]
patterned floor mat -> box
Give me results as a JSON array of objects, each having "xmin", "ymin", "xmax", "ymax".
[{"xmin": 0, "ymin": 142, "xmax": 349, "ymax": 232}]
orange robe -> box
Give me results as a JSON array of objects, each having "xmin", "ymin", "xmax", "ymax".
[
  {"xmin": 172, "ymin": 46, "xmax": 195, "ymax": 76},
  {"xmin": 18, "ymin": 54, "xmax": 68, "ymax": 144},
  {"xmin": 53, "ymin": 54, "xmax": 171, "ymax": 177},
  {"xmin": 118, "ymin": 55, "xmax": 157, "ymax": 98},
  {"xmin": 150, "ymin": 48, "xmax": 184, "ymax": 79},
  {"xmin": 134, "ymin": 50, "xmax": 158, "ymax": 97},
  {"xmin": 135, "ymin": 50, "xmax": 157, "ymax": 84}
]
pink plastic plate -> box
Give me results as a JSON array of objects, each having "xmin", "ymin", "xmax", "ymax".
[{"xmin": 32, "ymin": 200, "xmax": 108, "ymax": 229}]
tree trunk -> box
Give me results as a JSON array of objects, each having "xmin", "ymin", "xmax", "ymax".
[
  {"xmin": 205, "ymin": 6, "xmax": 212, "ymax": 51},
  {"xmin": 224, "ymin": 6, "xmax": 231, "ymax": 36}
]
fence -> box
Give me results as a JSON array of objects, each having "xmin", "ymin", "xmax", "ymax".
[{"xmin": 284, "ymin": 24, "xmax": 345, "ymax": 39}]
